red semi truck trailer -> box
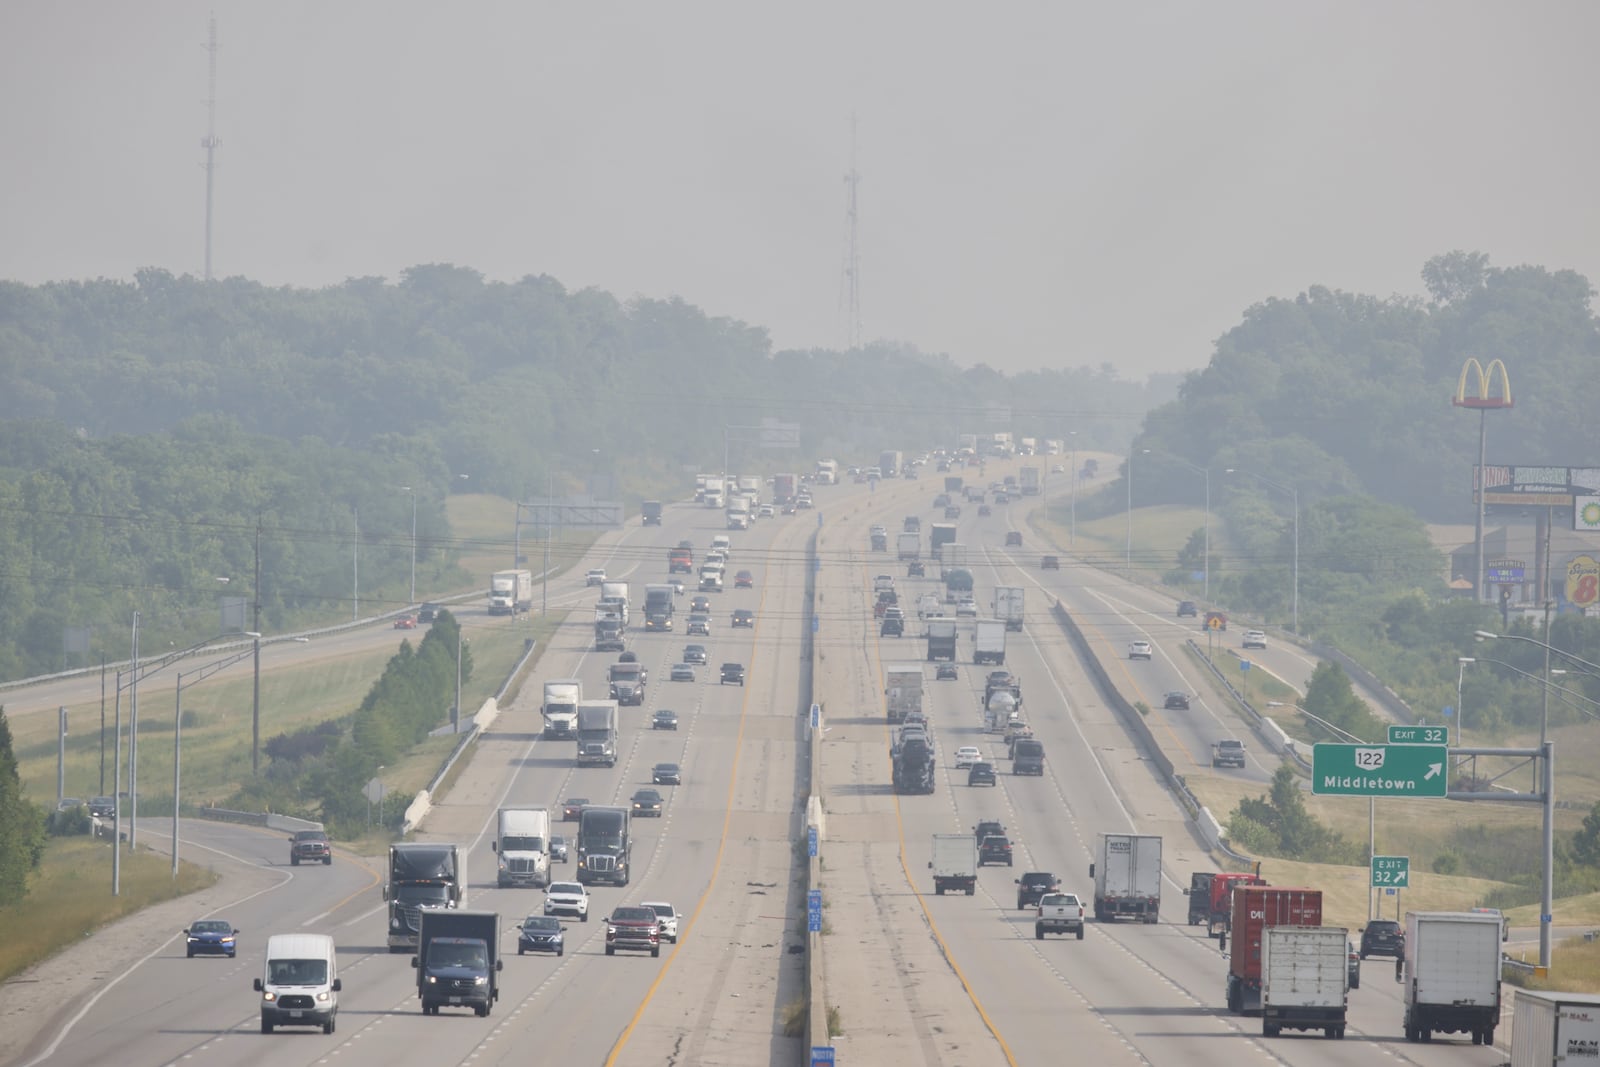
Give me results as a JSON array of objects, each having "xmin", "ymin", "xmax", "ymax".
[{"xmin": 1223, "ymin": 886, "xmax": 1323, "ymax": 1015}]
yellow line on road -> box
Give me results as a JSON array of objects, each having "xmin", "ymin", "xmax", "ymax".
[{"xmin": 604, "ymin": 539, "xmax": 775, "ymax": 1064}]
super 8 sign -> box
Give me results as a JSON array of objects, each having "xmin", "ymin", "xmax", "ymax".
[{"xmin": 1570, "ymin": 555, "xmax": 1599, "ymax": 608}]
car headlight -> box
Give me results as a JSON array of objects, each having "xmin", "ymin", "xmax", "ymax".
[
  {"xmin": 426, "ymin": 975, "xmax": 437, "ymax": 984},
  {"xmin": 473, "ymin": 976, "xmax": 487, "ymax": 986},
  {"xmin": 187, "ymin": 937, "xmax": 199, "ymax": 943},
  {"xmin": 262, "ymin": 991, "xmax": 277, "ymax": 1002},
  {"xmin": 317, "ymin": 991, "xmax": 331, "ymax": 1001}
]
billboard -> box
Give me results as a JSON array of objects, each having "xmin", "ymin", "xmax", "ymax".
[{"xmin": 1474, "ymin": 465, "xmax": 1600, "ymax": 508}]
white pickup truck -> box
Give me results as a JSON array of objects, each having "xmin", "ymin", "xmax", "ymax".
[{"xmin": 1035, "ymin": 892, "xmax": 1086, "ymax": 940}]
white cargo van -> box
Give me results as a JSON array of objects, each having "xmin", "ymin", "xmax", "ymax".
[{"xmin": 255, "ymin": 933, "xmax": 340, "ymax": 1034}]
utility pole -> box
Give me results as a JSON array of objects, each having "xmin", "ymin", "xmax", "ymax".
[
  {"xmin": 839, "ymin": 112, "xmax": 862, "ymax": 350},
  {"xmin": 200, "ymin": 15, "xmax": 221, "ymax": 281},
  {"xmin": 252, "ymin": 522, "xmax": 262, "ymax": 775}
]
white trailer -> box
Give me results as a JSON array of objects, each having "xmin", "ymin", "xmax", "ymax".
[
  {"xmin": 992, "ymin": 587, "xmax": 1025, "ymax": 632},
  {"xmin": 1019, "ymin": 467, "xmax": 1041, "ymax": 495},
  {"xmin": 1511, "ymin": 990, "xmax": 1600, "ymax": 1067},
  {"xmin": 1090, "ymin": 833, "xmax": 1162, "ymax": 923},
  {"xmin": 929, "ymin": 834, "xmax": 977, "ymax": 895},
  {"xmin": 897, "ymin": 532, "xmax": 921, "ymax": 560},
  {"xmin": 974, "ymin": 618, "xmax": 1007, "ymax": 665},
  {"xmin": 1401, "ymin": 910, "xmax": 1503, "ymax": 1045},
  {"xmin": 1261, "ymin": 925, "xmax": 1349, "ymax": 1039},
  {"xmin": 884, "ymin": 665, "xmax": 924, "ymax": 723}
]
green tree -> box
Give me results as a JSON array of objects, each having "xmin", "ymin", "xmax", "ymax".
[
  {"xmin": 1574, "ymin": 800, "xmax": 1600, "ymax": 868},
  {"xmin": 0, "ymin": 708, "xmax": 48, "ymax": 905},
  {"xmin": 1303, "ymin": 662, "xmax": 1384, "ymax": 742}
]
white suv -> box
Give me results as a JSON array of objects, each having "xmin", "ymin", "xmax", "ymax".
[
  {"xmin": 1242, "ymin": 630, "xmax": 1267, "ymax": 650},
  {"xmin": 1128, "ymin": 640, "xmax": 1153, "ymax": 661},
  {"xmin": 642, "ymin": 901, "xmax": 679, "ymax": 943},
  {"xmin": 544, "ymin": 881, "xmax": 590, "ymax": 921},
  {"xmin": 586, "ymin": 569, "xmax": 606, "ymax": 587}
]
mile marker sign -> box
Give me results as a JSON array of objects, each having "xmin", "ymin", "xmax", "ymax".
[{"xmin": 1311, "ymin": 743, "xmax": 1448, "ymax": 797}]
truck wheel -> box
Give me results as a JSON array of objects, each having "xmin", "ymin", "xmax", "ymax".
[
  {"xmin": 651, "ymin": 946, "xmax": 660, "ymax": 958},
  {"xmin": 936, "ymin": 885, "xmax": 944, "ymax": 895},
  {"xmin": 475, "ymin": 1003, "xmax": 488, "ymax": 1018},
  {"xmin": 291, "ymin": 855, "xmax": 299, "ymax": 866},
  {"xmin": 581, "ymin": 911, "xmax": 588, "ymax": 922},
  {"xmin": 1035, "ymin": 925, "xmax": 1044, "ymax": 940},
  {"xmin": 965, "ymin": 886, "xmax": 974, "ymax": 896},
  {"xmin": 1076, "ymin": 927, "xmax": 1084, "ymax": 940},
  {"xmin": 1263, "ymin": 1023, "xmax": 1278, "ymax": 1037},
  {"xmin": 605, "ymin": 945, "xmax": 615, "ymax": 956},
  {"xmin": 261, "ymin": 1019, "xmax": 274, "ymax": 1034},
  {"xmin": 324, "ymin": 1017, "xmax": 336, "ymax": 1034},
  {"xmin": 1484, "ymin": 1027, "xmax": 1495, "ymax": 1045},
  {"xmin": 324, "ymin": 856, "xmax": 332, "ymax": 865}
]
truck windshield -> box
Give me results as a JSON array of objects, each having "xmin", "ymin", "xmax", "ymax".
[
  {"xmin": 428, "ymin": 941, "xmax": 487, "ymax": 969},
  {"xmin": 502, "ymin": 836, "xmax": 544, "ymax": 851},
  {"xmin": 581, "ymin": 814, "xmax": 624, "ymax": 849},
  {"xmin": 267, "ymin": 958, "xmax": 328, "ymax": 985},
  {"xmin": 396, "ymin": 885, "xmax": 452, "ymax": 907}
]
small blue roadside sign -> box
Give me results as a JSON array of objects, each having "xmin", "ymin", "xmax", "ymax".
[
  {"xmin": 810, "ymin": 703, "xmax": 821, "ymax": 730},
  {"xmin": 807, "ymin": 890, "xmax": 823, "ymax": 933},
  {"xmin": 810, "ymin": 1047, "xmax": 836, "ymax": 1067},
  {"xmin": 808, "ymin": 825, "xmax": 818, "ymax": 858},
  {"xmin": 1240, "ymin": 659, "xmax": 1252, "ymax": 672}
]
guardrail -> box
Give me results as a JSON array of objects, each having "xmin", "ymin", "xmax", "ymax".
[{"xmin": 402, "ymin": 637, "xmax": 540, "ymax": 835}]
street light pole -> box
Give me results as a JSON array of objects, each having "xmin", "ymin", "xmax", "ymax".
[
  {"xmin": 1125, "ymin": 448, "xmax": 1135, "ymax": 577},
  {"xmin": 1227, "ymin": 469, "xmax": 1299, "ymax": 633},
  {"xmin": 1068, "ymin": 431, "xmax": 1077, "ymax": 549},
  {"xmin": 399, "ymin": 486, "xmax": 416, "ymax": 604},
  {"xmin": 1456, "ymin": 657, "xmax": 1474, "ymax": 736}
]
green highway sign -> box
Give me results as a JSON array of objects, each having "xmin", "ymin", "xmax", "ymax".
[
  {"xmin": 1389, "ymin": 724, "xmax": 1448, "ymax": 745},
  {"xmin": 1311, "ymin": 743, "xmax": 1448, "ymax": 797},
  {"xmin": 1371, "ymin": 855, "xmax": 1410, "ymax": 888}
]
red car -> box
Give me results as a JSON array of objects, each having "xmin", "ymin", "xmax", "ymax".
[
  {"xmin": 393, "ymin": 615, "xmax": 417, "ymax": 629},
  {"xmin": 734, "ymin": 570, "xmax": 754, "ymax": 589},
  {"xmin": 562, "ymin": 798, "xmax": 589, "ymax": 821}
]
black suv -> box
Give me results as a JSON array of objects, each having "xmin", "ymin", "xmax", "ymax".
[
  {"xmin": 720, "ymin": 663, "xmax": 745, "ymax": 686},
  {"xmin": 967, "ymin": 761, "xmax": 996, "ymax": 786},
  {"xmin": 1359, "ymin": 920, "xmax": 1405, "ymax": 959},
  {"xmin": 1163, "ymin": 691, "xmax": 1191, "ymax": 710},
  {"xmin": 973, "ymin": 819, "xmax": 1005, "ymax": 844},
  {"xmin": 1176, "ymin": 600, "xmax": 1198, "ymax": 618},
  {"xmin": 1015, "ymin": 872, "xmax": 1060, "ymax": 910},
  {"xmin": 978, "ymin": 835, "xmax": 1014, "ymax": 867}
]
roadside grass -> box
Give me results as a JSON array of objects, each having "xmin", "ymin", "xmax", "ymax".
[
  {"xmin": 1508, "ymin": 934, "xmax": 1600, "ymax": 992},
  {"xmin": 13, "ymin": 617, "xmax": 539, "ymax": 824},
  {"xmin": 0, "ymin": 837, "xmax": 219, "ymax": 984}
]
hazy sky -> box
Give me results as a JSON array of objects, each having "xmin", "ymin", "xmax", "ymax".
[{"xmin": 3, "ymin": 2, "xmax": 1597, "ymax": 378}]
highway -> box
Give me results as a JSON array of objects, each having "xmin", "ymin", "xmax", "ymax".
[
  {"xmin": 802, "ymin": 465, "xmax": 1510, "ymax": 1065},
  {"xmin": 5, "ymin": 460, "xmax": 1515, "ymax": 1066}
]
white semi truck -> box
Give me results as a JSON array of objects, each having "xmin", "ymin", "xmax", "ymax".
[
  {"xmin": 488, "ymin": 569, "xmax": 533, "ymax": 615},
  {"xmin": 492, "ymin": 807, "xmax": 551, "ymax": 888},
  {"xmin": 541, "ymin": 679, "xmax": 582, "ymax": 739},
  {"xmin": 1089, "ymin": 833, "xmax": 1162, "ymax": 923}
]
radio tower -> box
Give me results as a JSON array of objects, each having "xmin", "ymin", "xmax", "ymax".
[
  {"xmin": 839, "ymin": 113, "xmax": 863, "ymax": 350},
  {"xmin": 201, "ymin": 15, "xmax": 221, "ymax": 281}
]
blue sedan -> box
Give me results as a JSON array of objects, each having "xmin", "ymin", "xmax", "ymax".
[{"xmin": 184, "ymin": 919, "xmax": 239, "ymax": 958}]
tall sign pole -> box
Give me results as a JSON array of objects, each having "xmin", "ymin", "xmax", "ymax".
[{"xmin": 1453, "ymin": 358, "xmax": 1513, "ymax": 603}]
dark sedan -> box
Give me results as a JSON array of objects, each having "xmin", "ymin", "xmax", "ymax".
[
  {"xmin": 630, "ymin": 789, "xmax": 665, "ymax": 817},
  {"xmin": 517, "ymin": 916, "xmax": 565, "ymax": 957},
  {"xmin": 1163, "ymin": 691, "xmax": 1191, "ymax": 710},
  {"xmin": 652, "ymin": 763, "xmax": 682, "ymax": 786}
]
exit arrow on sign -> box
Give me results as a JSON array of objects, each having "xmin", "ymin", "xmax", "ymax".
[{"xmin": 1424, "ymin": 763, "xmax": 1443, "ymax": 781}]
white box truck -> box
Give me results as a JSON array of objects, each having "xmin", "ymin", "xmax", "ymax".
[
  {"xmin": 897, "ymin": 532, "xmax": 921, "ymax": 560},
  {"xmin": 1511, "ymin": 990, "xmax": 1600, "ymax": 1066},
  {"xmin": 1400, "ymin": 910, "xmax": 1503, "ymax": 1045},
  {"xmin": 541, "ymin": 679, "xmax": 582, "ymax": 739},
  {"xmin": 1261, "ymin": 925, "xmax": 1349, "ymax": 1039},
  {"xmin": 992, "ymin": 587, "xmax": 1025, "ymax": 632},
  {"xmin": 1089, "ymin": 833, "xmax": 1162, "ymax": 923},
  {"xmin": 929, "ymin": 833, "xmax": 977, "ymax": 895},
  {"xmin": 974, "ymin": 618, "xmax": 1007, "ymax": 665},
  {"xmin": 885, "ymin": 665, "xmax": 924, "ymax": 723},
  {"xmin": 1020, "ymin": 466, "xmax": 1041, "ymax": 495},
  {"xmin": 488, "ymin": 569, "xmax": 533, "ymax": 615},
  {"xmin": 492, "ymin": 807, "xmax": 551, "ymax": 888}
]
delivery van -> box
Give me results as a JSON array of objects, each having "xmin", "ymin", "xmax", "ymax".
[{"xmin": 254, "ymin": 933, "xmax": 340, "ymax": 1034}]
